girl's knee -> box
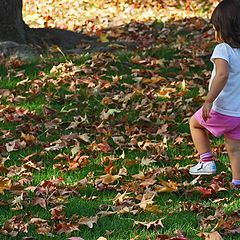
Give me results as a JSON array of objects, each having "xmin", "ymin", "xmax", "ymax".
[
  {"xmin": 189, "ymin": 115, "xmax": 195, "ymax": 126},
  {"xmin": 189, "ymin": 115, "xmax": 198, "ymax": 128},
  {"xmin": 189, "ymin": 115, "xmax": 205, "ymax": 130}
]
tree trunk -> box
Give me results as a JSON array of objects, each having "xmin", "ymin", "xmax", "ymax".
[
  {"xmin": 0, "ymin": 0, "xmax": 110, "ymax": 54},
  {"xmin": 0, "ymin": 0, "xmax": 27, "ymax": 43},
  {"xmin": 0, "ymin": 0, "xmax": 95, "ymax": 50}
]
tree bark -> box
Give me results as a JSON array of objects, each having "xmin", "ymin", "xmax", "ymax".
[
  {"xmin": 0, "ymin": 0, "xmax": 27, "ymax": 43},
  {"xmin": 0, "ymin": 0, "xmax": 95, "ymax": 50},
  {"xmin": 0, "ymin": 0, "xmax": 116, "ymax": 55}
]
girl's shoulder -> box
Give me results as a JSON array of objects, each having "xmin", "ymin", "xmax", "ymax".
[
  {"xmin": 215, "ymin": 42, "xmax": 240, "ymax": 51},
  {"xmin": 212, "ymin": 43, "xmax": 230, "ymax": 57},
  {"xmin": 213, "ymin": 42, "xmax": 240, "ymax": 55},
  {"xmin": 214, "ymin": 42, "xmax": 230, "ymax": 50},
  {"xmin": 211, "ymin": 42, "xmax": 239, "ymax": 63}
]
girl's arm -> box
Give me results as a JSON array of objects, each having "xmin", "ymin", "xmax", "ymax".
[{"xmin": 202, "ymin": 58, "xmax": 229, "ymax": 121}]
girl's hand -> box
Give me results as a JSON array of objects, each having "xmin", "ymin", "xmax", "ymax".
[{"xmin": 202, "ymin": 101, "xmax": 212, "ymax": 121}]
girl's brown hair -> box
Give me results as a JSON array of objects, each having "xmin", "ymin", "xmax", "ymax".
[{"xmin": 210, "ymin": 0, "xmax": 240, "ymax": 48}]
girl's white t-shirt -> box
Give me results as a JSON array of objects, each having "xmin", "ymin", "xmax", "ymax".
[{"xmin": 209, "ymin": 43, "xmax": 240, "ymax": 117}]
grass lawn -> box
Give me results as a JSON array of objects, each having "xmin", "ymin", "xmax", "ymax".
[{"xmin": 1, "ymin": 9, "xmax": 240, "ymax": 240}]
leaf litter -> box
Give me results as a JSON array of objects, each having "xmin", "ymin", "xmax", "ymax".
[{"xmin": 1, "ymin": 0, "xmax": 239, "ymax": 239}]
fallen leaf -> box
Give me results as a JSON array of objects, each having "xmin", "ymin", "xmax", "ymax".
[
  {"xmin": 99, "ymin": 173, "xmax": 121, "ymax": 184},
  {"xmin": 0, "ymin": 177, "xmax": 12, "ymax": 194},
  {"xmin": 20, "ymin": 133, "xmax": 37, "ymax": 144},
  {"xmin": 55, "ymin": 222, "xmax": 79, "ymax": 234},
  {"xmin": 204, "ymin": 231, "xmax": 223, "ymax": 240},
  {"xmin": 99, "ymin": 33, "xmax": 109, "ymax": 43},
  {"xmin": 155, "ymin": 180, "xmax": 178, "ymax": 193},
  {"xmin": 134, "ymin": 218, "xmax": 164, "ymax": 229},
  {"xmin": 138, "ymin": 191, "xmax": 156, "ymax": 210},
  {"xmin": 32, "ymin": 197, "xmax": 47, "ymax": 209},
  {"xmin": 68, "ymin": 237, "xmax": 85, "ymax": 240},
  {"xmin": 79, "ymin": 216, "xmax": 98, "ymax": 228}
]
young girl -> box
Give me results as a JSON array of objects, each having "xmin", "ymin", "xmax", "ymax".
[{"xmin": 189, "ymin": 0, "xmax": 240, "ymax": 189}]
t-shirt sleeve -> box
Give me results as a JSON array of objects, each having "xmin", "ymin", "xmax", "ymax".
[{"xmin": 210, "ymin": 43, "xmax": 230, "ymax": 63}]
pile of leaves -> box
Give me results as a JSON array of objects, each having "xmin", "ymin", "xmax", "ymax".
[
  {"xmin": 1, "ymin": 0, "xmax": 240, "ymax": 240},
  {"xmin": 23, "ymin": 0, "xmax": 218, "ymax": 33}
]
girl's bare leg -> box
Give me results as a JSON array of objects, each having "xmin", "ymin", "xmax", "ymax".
[
  {"xmin": 189, "ymin": 115, "xmax": 211, "ymax": 155},
  {"xmin": 224, "ymin": 137, "xmax": 240, "ymax": 180}
]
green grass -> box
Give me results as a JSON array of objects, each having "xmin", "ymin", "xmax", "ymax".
[{"xmin": 0, "ymin": 37, "xmax": 239, "ymax": 240}]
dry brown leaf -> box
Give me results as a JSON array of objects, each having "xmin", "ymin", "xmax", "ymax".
[
  {"xmin": 138, "ymin": 191, "xmax": 156, "ymax": 210},
  {"xmin": 118, "ymin": 167, "xmax": 128, "ymax": 176},
  {"xmin": 20, "ymin": 133, "xmax": 37, "ymax": 144},
  {"xmin": 0, "ymin": 161, "xmax": 8, "ymax": 173},
  {"xmin": 205, "ymin": 231, "xmax": 223, "ymax": 240},
  {"xmin": 140, "ymin": 178, "xmax": 157, "ymax": 188},
  {"xmin": 55, "ymin": 222, "xmax": 79, "ymax": 234},
  {"xmin": 141, "ymin": 76, "xmax": 166, "ymax": 85},
  {"xmin": 132, "ymin": 171, "xmax": 146, "ymax": 180},
  {"xmin": 79, "ymin": 216, "xmax": 98, "ymax": 228},
  {"xmin": 68, "ymin": 237, "xmax": 85, "ymax": 240},
  {"xmin": 113, "ymin": 191, "xmax": 129, "ymax": 205},
  {"xmin": 0, "ymin": 89, "xmax": 12, "ymax": 97},
  {"xmin": 134, "ymin": 218, "xmax": 164, "ymax": 229},
  {"xmin": 50, "ymin": 205, "xmax": 65, "ymax": 220},
  {"xmin": 79, "ymin": 133, "xmax": 90, "ymax": 142},
  {"xmin": 68, "ymin": 152, "xmax": 89, "ymax": 170},
  {"xmin": 5, "ymin": 139, "xmax": 27, "ymax": 152},
  {"xmin": 99, "ymin": 173, "xmax": 121, "ymax": 184},
  {"xmin": 32, "ymin": 197, "xmax": 47, "ymax": 209}
]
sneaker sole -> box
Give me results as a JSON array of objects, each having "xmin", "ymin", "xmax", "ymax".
[{"xmin": 189, "ymin": 171, "xmax": 216, "ymax": 175}]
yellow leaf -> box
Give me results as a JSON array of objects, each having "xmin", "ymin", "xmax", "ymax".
[
  {"xmin": 144, "ymin": 204, "xmax": 162, "ymax": 214},
  {"xmin": 0, "ymin": 177, "xmax": 12, "ymax": 194},
  {"xmin": 212, "ymin": 217, "xmax": 225, "ymax": 232},
  {"xmin": 99, "ymin": 33, "xmax": 109, "ymax": 43},
  {"xmin": 142, "ymin": 76, "xmax": 166, "ymax": 85},
  {"xmin": 155, "ymin": 180, "xmax": 178, "ymax": 193},
  {"xmin": 180, "ymin": 79, "xmax": 186, "ymax": 90},
  {"xmin": 20, "ymin": 132, "xmax": 36, "ymax": 143}
]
